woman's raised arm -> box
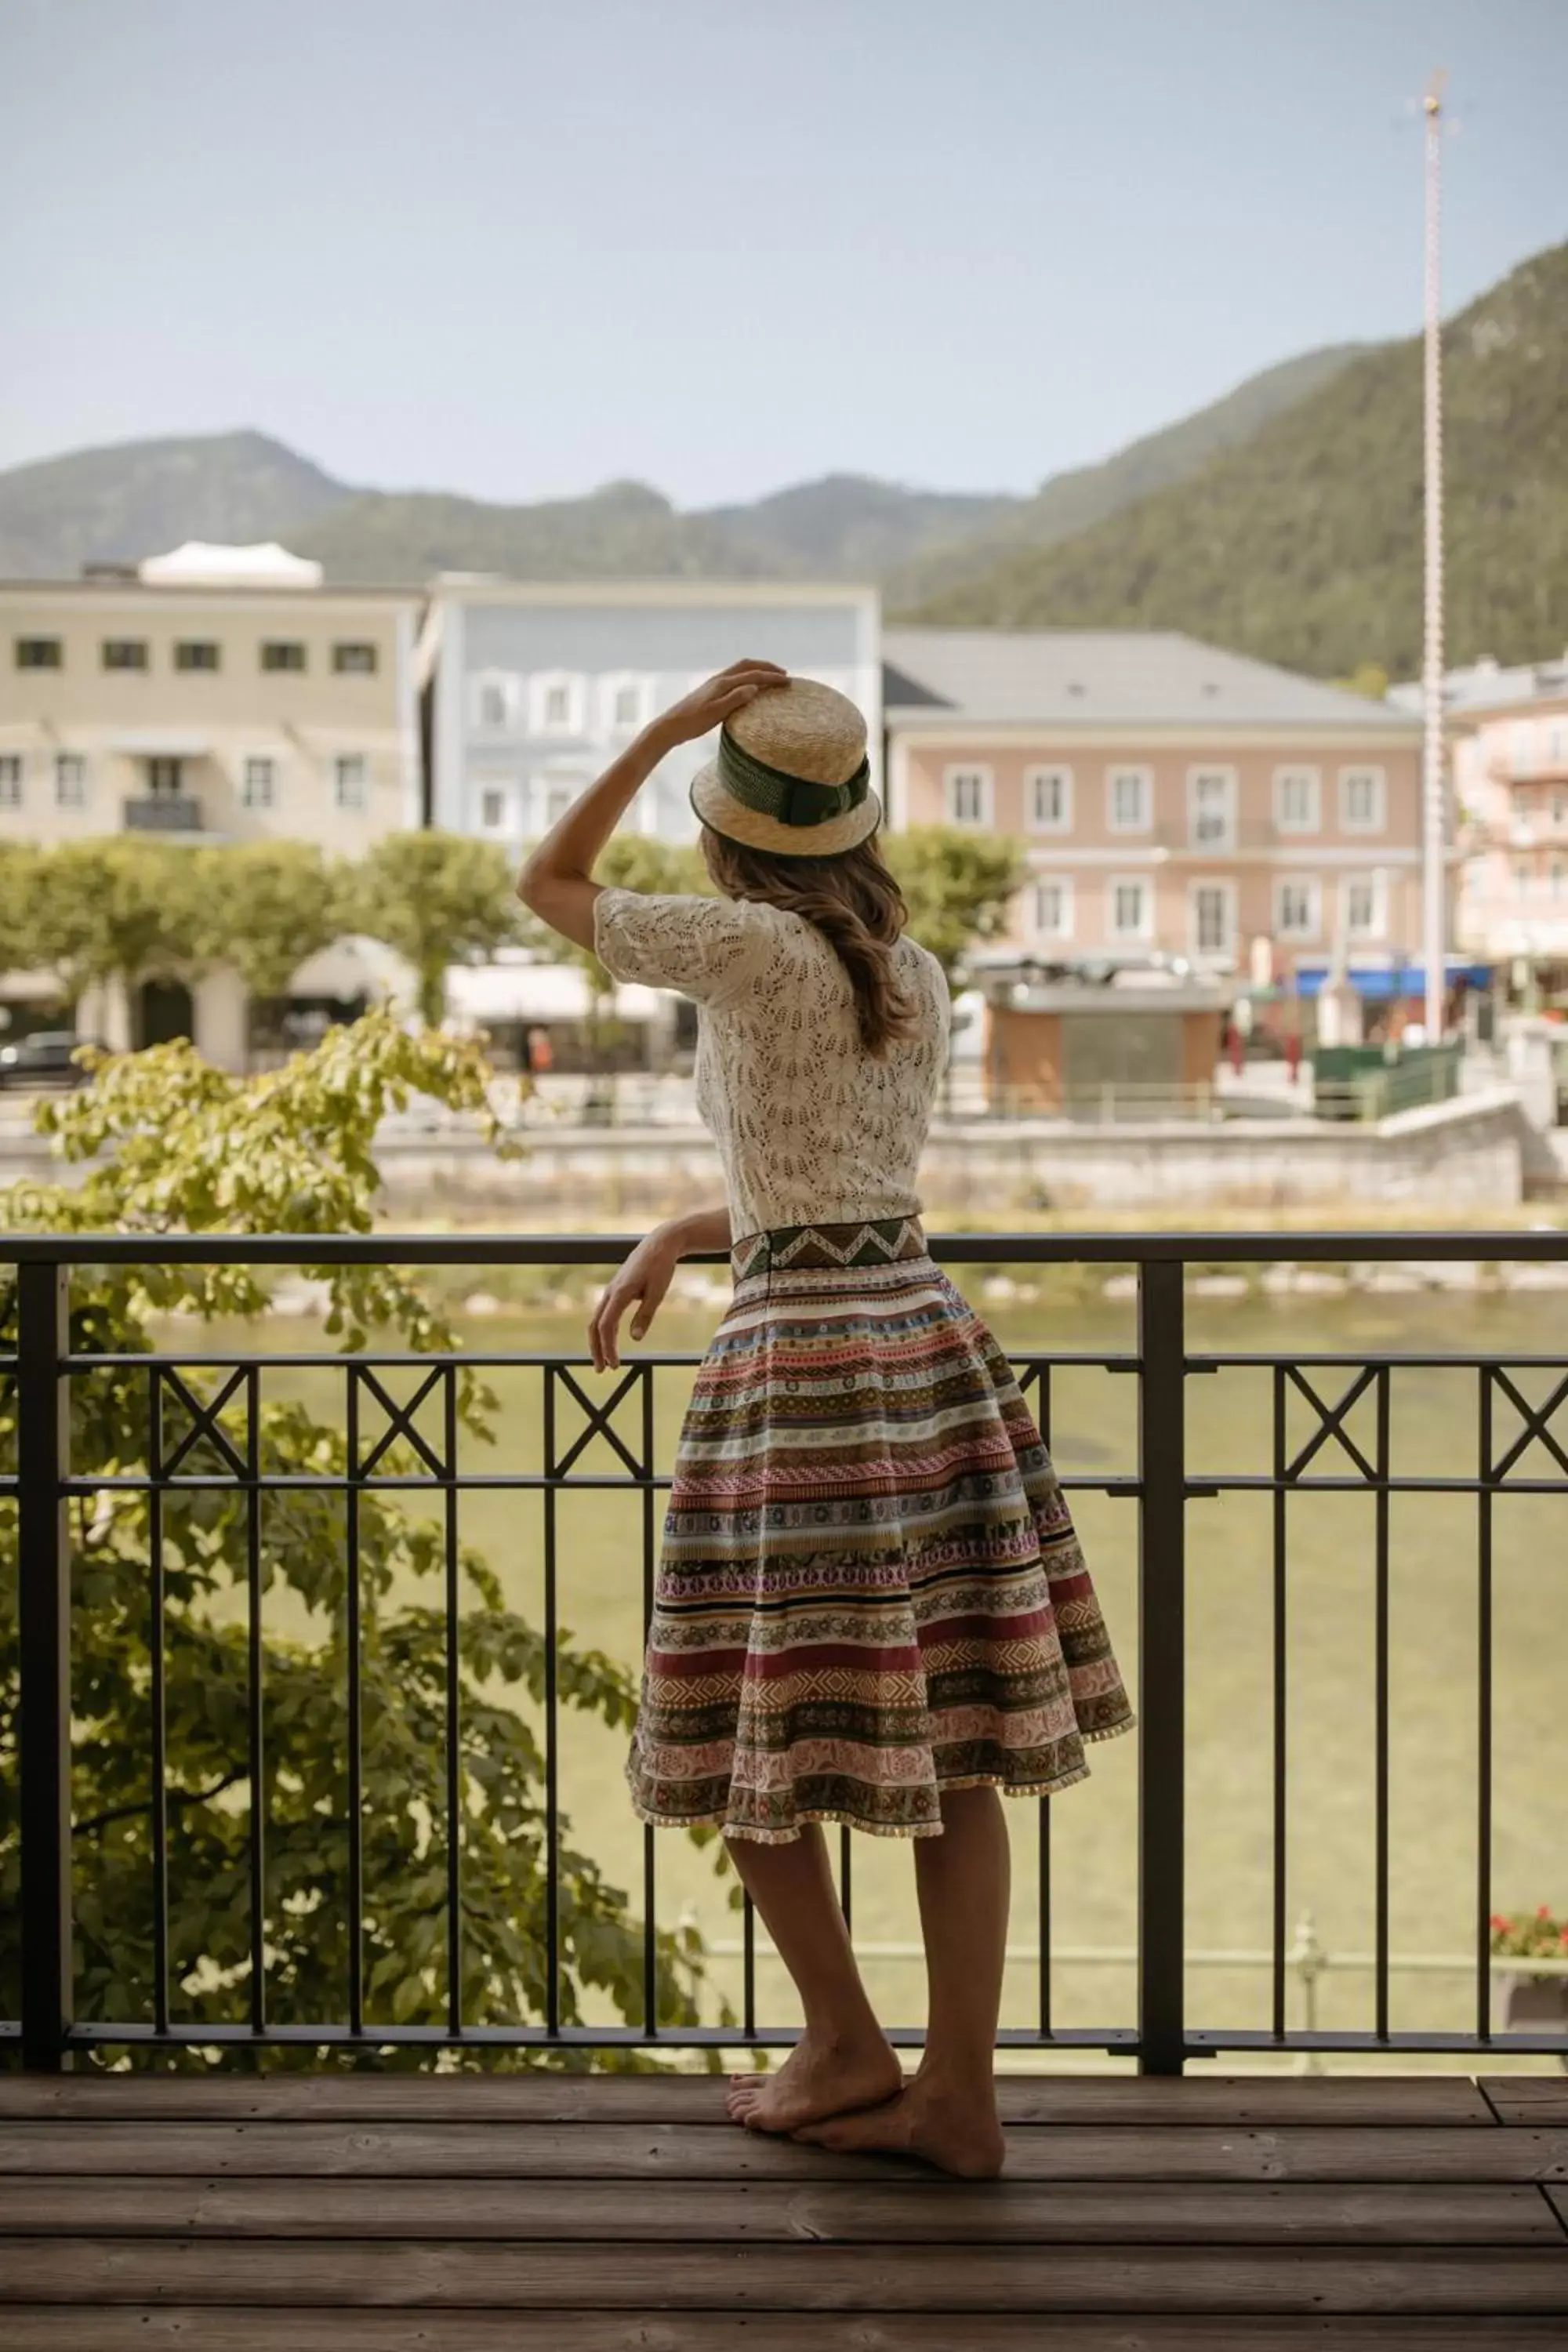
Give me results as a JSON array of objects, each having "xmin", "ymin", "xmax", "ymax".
[{"xmin": 515, "ymin": 659, "xmax": 788, "ymax": 952}]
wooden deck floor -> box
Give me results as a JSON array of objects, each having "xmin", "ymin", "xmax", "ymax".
[{"xmin": 2, "ymin": 2071, "xmax": 1566, "ymax": 2347}]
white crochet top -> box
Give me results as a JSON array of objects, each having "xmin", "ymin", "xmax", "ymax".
[{"xmin": 593, "ymin": 889, "xmax": 950, "ymax": 1240}]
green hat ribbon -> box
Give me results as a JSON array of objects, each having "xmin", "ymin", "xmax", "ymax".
[{"xmin": 717, "ymin": 727, "xmax": 870, "ymax": 829}]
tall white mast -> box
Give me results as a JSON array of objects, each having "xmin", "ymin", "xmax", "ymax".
[{"xmin": 1421, "ymin": 71, "xmax": 1446, "ymax": 1041}]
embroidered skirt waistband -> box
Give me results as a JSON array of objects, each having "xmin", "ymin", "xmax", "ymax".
[{"xmin": 730, "ymin": 1215, "xmax": 928, "ymax": 1281}]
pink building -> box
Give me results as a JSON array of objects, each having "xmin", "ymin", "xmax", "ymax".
[
  {"xmin": 1443, "ymin": 655, "xmax": 1568, "ymax": 987},
  {"xmin": 884, "ymin": 628, "xmax": 1430, "ymax": 984}
]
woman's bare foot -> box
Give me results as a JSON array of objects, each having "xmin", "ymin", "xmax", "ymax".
[
  {"xmin": 792, "ymin": 2068, "xmax": 1007, "ymax": 2178},
  {"xmin": 725, "ymin": 2025, "xmax": 902, "ymax": 2134}
]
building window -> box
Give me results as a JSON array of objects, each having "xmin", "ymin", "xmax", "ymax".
[
  {"xmin": 15, "ymin": 637, "xmax": 62, "ymax": 669},
  {"xmin": 333, "ymin": 642, "xmax": 378, "ymax": 674},
  {"xmin": 1188, "ymin": 767, "xmax": 1236, "ymax": 851},
  {"xmin": 539, "ymin": 779, "xmax": 577, "ymax": 830},
  {"xmin": 1340, "ymin": 766, "xmax": 1385, "ymax": 832},
  {"xmin": 1275, "ymin": 876, "xmax": 1320, "ymax": 939},
  {"xmin": 1547, "ymin": 721, "xmax": 1568, "ymax": 770},
  {"xmin": 1274, "ymin": 766, "xmax": 1321, "ymax": 833},
  {"xmin": 1552, "ymin": 791, "xmax": 1567, "ymax": 829},
  {"xmin": 1515, "ymin": 862, "xmax": 1531, "ymax": 902},
  {"xmin": 602, "ymin": 673, "xmax": 652, "ymax": 733},
  {"xmin": 480, "ymin": 787, "xmax": 507, "ymax": 830},
  {"xmin": 242, "ymin": 757, "xmax": 277, "ymax": 809},
  {"xmin": 1190, "ymin": 881, "xmax": 1235, "ymax": 956},
  {"xmin": 1032, "ymin": 876, "xmax": 1073, "ymax": 939},
  {"xmin": 1551, "ymin": 859, "xmax": 1565, "ymax": 902},
  {"xmin": 1025, "ymin": 764, "xmax": 1073, "ymax": 832},
  {"xmin": 55, "ymin": 753, "xmax": 88, "ymax": 808},
  {"xmin": 1109, "ymin": 875, "xmax": 1152, "ymax": 939},
  {"xmin": 474, "ymin": 674, "xmax": 516, "ymax": 730},
  {"xmin": 261, "ymin": 640, "xmax": 306, "ymax": 673},
  {"xmin": 1106, "ymin": 766, "xmax": 1151, "ymax": 831},
  {"xmin": 0, "ymin": 755, "xmax": 22, "ymax": 808},
  {"xmin": 102, "ymin": 638, "xmax": 148, "ymax": 671},
  {"xmin": 174, "ymin": 641, "xmax": 220, "ymax": 672},
  {"xmin": 334, "ymin": 755, "xmax": 367, "ymax": 810},
  {"xmin": 944, "ymin": 765, "xmax": 993, "ymax": 827},
  {"xmin": 1344, "ymin": 875, "xmax": 1385, "ymax": 938},
  {"xmin": 530, "ymin": 672, "xmax": 584, "ymax": 735}
]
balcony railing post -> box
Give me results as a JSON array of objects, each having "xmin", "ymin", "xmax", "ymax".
[
  {"xmin": 1137, "ymin": 1254, "xmax": 1186, "ymax": 2074},
  {"xmin": 17, "ymin": 1259, "xmax": 72, "ymax": 2071}
]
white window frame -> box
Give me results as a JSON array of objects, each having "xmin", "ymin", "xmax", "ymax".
[
  {"xmin": 1105, "ymin": 764, "xmax": 1152, "ymax": 833},
  {"xmin": 1025, "ymin": 764, "xmax": 1073, "ymax": 833},
  {"xmin": 472, "ymin": 670, "xmax": 519, "ymax": 732},
  {"xmin": 55, "ymin": 753, "xmax": 88, "ymax": 808},
  {"xmin": 1031, "ymin": 873, "xmax": 1074, "ymax": 942},
  {"xmin": 1189, "ymin": 877, "xmax": 1237, "ymax": 960},
  {"xmin": 1187, "ymin": 765, "xmax": 1237, "ymax": 853},
  {"xmin": 601, "ymin": 672, "xmax": 654, "ymax": 735},
  {"xmin": 1274, "ymin": 764, "xmax": 1322, "ymax": 834},
  {"xmin": 333, "ymin": 754, "xmax": 368, "ymax": 811},
  {"xmin": 534, "ymin": 772, "xmax": 583, "ymax": 833},
  {"xmin": 241, "ymin": 754, "xmax": 277, "ymax": 811},
  {"xmin": 529, "ymin": 670, "xmax": 586, "ymax": 737},
  {"xmin": 943, "ymin": 763, "xmax": 993, "ymax": 828},
  {"xmin": 478, "ymin": 784, "xmax": 511, "ymax": 833},
  {"xmin": 0, "ymin": 753, "xmax": 22, "ymax": 808},
  {"xmin": 1339, "ymin": 765, "xmax": 1386, "ymax": 833},
  {"xmin": 1108, "ymin": 872, "xmax": 1154, "ymax": 942},
  {"xmin": 1273, "ymin": 873, "xmax": 1322, "ymax": 942},
  {"xmin": 1341, "ymin": 871, "xmax": 1388, "ymax": 940}
]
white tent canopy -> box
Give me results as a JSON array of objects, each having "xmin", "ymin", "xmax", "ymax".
[
  {"xmin": 139, "ymin": 541, "xmax": 324, "ymax": 589},
  {"xmin": 444, "ymin": 960, "xmax": 663, "ymax": 1025}
]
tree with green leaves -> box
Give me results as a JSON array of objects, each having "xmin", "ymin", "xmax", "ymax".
[
  {"xmin": 202, "ymin": 840, "xmax": 349, "ymax": 1004},
  {"xmin": 13, "ymin": 838, "xmax": 211, "ymax": 1014},
  {"xmin": 883, "ymin": 826, "xmax": 1028, "ymax": 988},
  {"xmin": 346, "ymin": 833, "xmax": 521, "ymax": 1025},
  {"xmin": 0, "ymin": 1011, "xmax": 731, "ymax": 2066}
]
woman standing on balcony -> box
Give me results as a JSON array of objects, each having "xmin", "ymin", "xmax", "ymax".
[{"xmin": 518, "ymin": 662, "xmax": 1134, "ymax": 2178}]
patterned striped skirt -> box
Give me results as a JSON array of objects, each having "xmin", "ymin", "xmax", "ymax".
[{"xmin": 626, "ymin": 1217, "xmax": 1136, "ymax": 1843}]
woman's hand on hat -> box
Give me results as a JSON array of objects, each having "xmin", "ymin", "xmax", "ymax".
[{"xmin": 654, "ymin": 659, "xmax": 789, "ymax": 748}]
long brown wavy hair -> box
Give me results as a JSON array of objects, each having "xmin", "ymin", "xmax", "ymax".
[{"xmin": 700, "ymin": 827, "xmax": 920, "ymax": 1056}]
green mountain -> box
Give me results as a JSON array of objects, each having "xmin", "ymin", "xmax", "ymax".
[
  {"xmin": 289, "ymin": 479, "xmax": 758, "ymax": 585},
  {"xmin": 885, "ymin": 343, "xmax": 1368, "ymax": 607},
  {"xmin": 0, "ymin": 342, "xmax": 1363, "ymax": 590},
  {"xmin": 0, "ymin": 430, "xmax": 350, "ymax": 579},
  {"xmin": 703, "ymin": 474, "xmax": 1017, "ymax": 579},
  {"xmin": 904, "ymin": 243, "xmax": 1568, "ymax": 678}
]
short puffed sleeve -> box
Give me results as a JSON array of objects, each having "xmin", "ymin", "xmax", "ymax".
[{"xmin": 591, "ymin": 889, "xmax": 769, "ymax": 1004}]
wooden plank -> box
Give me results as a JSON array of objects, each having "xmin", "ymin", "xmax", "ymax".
[
  {"xmin": 2, "ymin": 2120, "xmax": 1563, "ymax": 2183},
  {"xmin": 0, "ymin": 2072, "xmax": 1497, "ymax": 2128},
  {"xmin": 1481, "ymin": 2077, "xmax": 1568, "ymax": 2127},
  {"xmin": 6, "ymin": 2316, "xmax": 1568, "ymax": 2352},
  {"xmin": 2, "ymin": 2238, "xmax": 1567, "ymax": 2313},
  {"xmin": 1544, "ymin": 2183, "xmax": 1568, "ymax": 2234},
  {"xmin": 1, "ymin": 2174, "xmax": 1554, "ymax": 2245}
]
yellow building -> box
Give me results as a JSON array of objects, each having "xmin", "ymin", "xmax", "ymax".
[{"xmin": 0, "ymin": 544, "xmax": 422, "ymax": 1061}]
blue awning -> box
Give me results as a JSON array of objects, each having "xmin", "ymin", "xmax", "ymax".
[{"xmin": 1289, "ymin": 960, "xmax": 1496, "ymax": 1000}]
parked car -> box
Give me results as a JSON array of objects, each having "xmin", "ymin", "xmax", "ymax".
[{"xmin": 0, "ymin": 1030, "xmax": 97, "ymax": 1089}]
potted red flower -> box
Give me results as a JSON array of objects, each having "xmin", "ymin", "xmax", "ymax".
[{"xmin": 1490, "ymin": 1907, "xmax": 1568, "ymax": 2061}]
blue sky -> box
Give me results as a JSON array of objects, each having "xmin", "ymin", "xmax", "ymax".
[{"xmin": 2, "ymin": 0, "xmax": 1563, "ymax": 506}]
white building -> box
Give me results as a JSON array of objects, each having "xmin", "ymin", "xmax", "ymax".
[{"xmin": 420, "ymin": 580, "xmax": 881, "ymax": 848}]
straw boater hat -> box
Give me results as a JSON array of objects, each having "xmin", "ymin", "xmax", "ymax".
[{"xmin": 689, "ymin": 677, "xmax": 881, "ymax": 858}]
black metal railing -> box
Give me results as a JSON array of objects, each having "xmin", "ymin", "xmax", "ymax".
[{"xmin": 4, "ymin": 1230, "xmax": 1566, "ymax": 2075}]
